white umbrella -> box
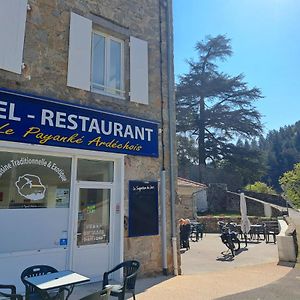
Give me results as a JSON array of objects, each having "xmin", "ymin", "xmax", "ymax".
[{"xmin": 240, "ymin": 193, "xmax": 251, "ymax": 246}]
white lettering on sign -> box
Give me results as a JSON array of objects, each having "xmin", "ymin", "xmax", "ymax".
[
  {"xmin": 40, "ymin": 108, "xmax": 154, "ymax": 141},
  {"xmin": 0, "ymin": 101, "xmax": 21, "ymax": 121},
  {"xmin": 132, "ymin": 185, "xmax": 155, "ymax": 192},
  {"xmin": 0, "ymin": 157, "xmax": 67, "ymax": 182}
]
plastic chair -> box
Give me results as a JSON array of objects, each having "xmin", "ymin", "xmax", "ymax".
[
  {"xmin": 102, "ymin": 260, "xmax": 140, "ymax": 300},
  {"xmin": 21, "ymin": 265, "xmax": 69, "ymax": 300},
  {"xmin": 80, "ymin": 286, "xmax": 112, "ymax": 300},
  {"xmin": 0, "ymin": 284, "xmax": 23, "ymax": 300}
]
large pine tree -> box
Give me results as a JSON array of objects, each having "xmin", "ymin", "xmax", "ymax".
[{"xmin": 176, "ymin": 35, "xmax": 263, "ymax": 181}]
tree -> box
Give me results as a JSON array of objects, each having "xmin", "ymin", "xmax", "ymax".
[
  {"xmin": 177, "ymin": 135, "xmax": 198, "ymax": 178},
  {"xmin": 219, "ymin": 139, "xmax": 266, "ymax": 186},
  {"xmin": 260, "ymin": 122, "xmax": 300, "ymax": 190},
  {"xmin": 245, "ymin": 181, "xmax": 276, "ymax": 195},
  {"xmin": 279, "ymin": 163, "xmax": 300, "ymax": 208},
  {"xmin": 176, "ymin": 35, "xmax": 263, "ymax": 181}
]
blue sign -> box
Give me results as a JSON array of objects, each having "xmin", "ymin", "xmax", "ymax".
[
  {"xmin": 59, "ymin": 238, "xmax": 68, "ymax": 246},
  {"xmin": 0, "ymin": 88, "xmax": 159, "ymax": 157}
]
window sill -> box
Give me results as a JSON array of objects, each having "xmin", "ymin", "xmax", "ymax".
[{"xmin": 91, "ymin": 88, "xmax": 126, "ymax": 101}]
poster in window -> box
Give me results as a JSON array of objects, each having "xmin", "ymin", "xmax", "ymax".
[
  {"xmin": 55, "ymin": 188, "xmax": 70, "ymax": 208},
  {"xmin": 128, "ymin": 180, "xmax": 158, "ymax": 237}
]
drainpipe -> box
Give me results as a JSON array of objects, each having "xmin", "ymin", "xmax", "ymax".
[
  {"xmin": 159, "ymin": 0, "xmax": 168, "ymax": 275},
  {"xmin": 160, "ymin": 170, "xmax": 168, "ymax": 275},
  {"xmin": 165, "ymin": 0, "xmax": 178, "ymax": 276}
]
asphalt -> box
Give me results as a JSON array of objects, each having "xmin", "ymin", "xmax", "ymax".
[{"xmin": 71, "ymin": 232, "xmax": 300, "ymax": 299}]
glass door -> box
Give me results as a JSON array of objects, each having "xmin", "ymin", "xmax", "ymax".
[
  {"xmin": 72, "ymin": 185, "xmax": 111, "ymax": 280},
  {"xmin": 77, "ymin": 188, "xmax": 110, "ymax": 247}
]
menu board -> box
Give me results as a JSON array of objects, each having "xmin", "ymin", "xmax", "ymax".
[{"xmin": 128, "ymin": 180, "xmax": 158, "ymax": 237}]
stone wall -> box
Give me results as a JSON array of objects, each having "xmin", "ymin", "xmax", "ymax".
[
  {"xmin": 0, "ymin": 0, "xmax": 176, "ymax": 276},
  {"xmin": 207, "ymin": 188, "xmax": 283, "ymax": 218},
  {"xmin": 226, "ymin": 192, "xmax": 265, "ymax": 216},
  {"xmin": 243, "ymin": 191, "xmax": 291, "ymax": 208},
  {"xmin": 207, "ymin": 183, "xmax": 227, "ymax": 212},
  {"xmin": 177, "ymin": 194, "xmax": 195, "ymax": 220}
]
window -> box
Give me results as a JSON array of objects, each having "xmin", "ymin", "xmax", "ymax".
[
  {"xmin": 67, "ymin": 12, "xmax": 149, "ymax": 104},
  {"xmin": 0, "ymin": 152, "xmax": 71, "ymax": 253},
  {"xmin": 77, "ymin": 159, "xmax": 114, "ymax": 182},
  {"xmin": 91, "ymin": 32, "xmax": 124, "ymax": 98},
  {"xmin": 0, "ymin": 152, "xmax": 71, "ymax": 209}
]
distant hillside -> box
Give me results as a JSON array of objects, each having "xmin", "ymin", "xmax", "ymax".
[{"xmin": 259, "ymin": 121, "xmax": 300, "ymax": 190}]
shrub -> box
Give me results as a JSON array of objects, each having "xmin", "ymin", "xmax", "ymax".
[
  {"xmin": 245, "ymin": 181, "xmax": 276, "ymax": 195},
  {"xmin": 279, "ymin": 163, "xmax": 300, "ymax": 208}
]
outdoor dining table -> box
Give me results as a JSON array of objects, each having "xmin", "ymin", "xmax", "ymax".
[{"xmin": 23, "ymin": 270, "xmax": 90, "ymax": 299}]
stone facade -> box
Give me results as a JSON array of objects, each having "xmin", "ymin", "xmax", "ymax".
[{"xmin": 0, "ymin": 0, "xmax": 176, "ymax": 277}]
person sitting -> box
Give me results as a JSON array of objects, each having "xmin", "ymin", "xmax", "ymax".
[
  {"xmin": 179, "ymin": 218, "xmax": 185, "ymax": 248},
  {"xmin": 180, "ymin": 219, "xmax": 191, "ymax": 250}
]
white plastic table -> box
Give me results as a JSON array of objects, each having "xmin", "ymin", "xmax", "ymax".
[{"xmin": 24, "ymin": 270, "xmax": 90, "ymax": 299}]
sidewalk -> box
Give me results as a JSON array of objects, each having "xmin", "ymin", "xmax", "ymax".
[
  {"xmin": 128, "ymin": 233, "xmax": 298, "ymax": 299},
  {"xmin": 130, "ymin": 262, "xmax": 295, "ymax": 300},
  {"xmin": 71, "ymin": 233, "xmax": 298, "ymax": 299}
]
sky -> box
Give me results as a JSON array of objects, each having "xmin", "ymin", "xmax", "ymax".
[{"xmin": 173, "ymin": 0, "xmax": 300, "ymax": 133}]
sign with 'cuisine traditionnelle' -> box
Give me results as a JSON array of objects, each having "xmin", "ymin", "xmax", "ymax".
[{"xmin": 0, "ymin": 88, "xmax": 158, "ymax": 157}]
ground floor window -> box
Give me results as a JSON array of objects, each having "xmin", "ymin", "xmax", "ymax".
[{"xmin": 0, "ymin": 152, "xmax": 71, "ymax": 209}]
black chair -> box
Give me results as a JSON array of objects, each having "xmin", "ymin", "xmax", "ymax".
[
  {"xmin": 21, "ymin": 265, "xmax": 69, "ymax": 300},
  {"xmin": 190, "ymin": 223, "xmax": 204, "ymax": 242},
  {"xmin": 264, "ymin": 222, "xmax": 277, "ymax": 244},
  {"xmin": 102, "ymin": 260, "xmax": 140, "ymax": 300},
  {"xmin": 0, "ymin": 284, "xmax": 23, "ymax": 300}
]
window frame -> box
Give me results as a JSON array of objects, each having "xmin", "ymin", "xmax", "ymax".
[{"xmin": 91, "ymin": 30, "xmax": 125, "ymax": 99}]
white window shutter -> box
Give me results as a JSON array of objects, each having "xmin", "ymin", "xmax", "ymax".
[
  {"xmin": 67, "ymin": 12, "xmax": 92, "ymax": 91},
  {"xmin": 0, "ymin": 0, "xmax": 27, "ymax": 74},
  {"xmin": 130, "ymin": 36, "xmax": 149, "ymax": 105}
]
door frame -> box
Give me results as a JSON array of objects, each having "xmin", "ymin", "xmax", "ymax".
[
  {"xmin": 68, "ymin": 153, "xmax": 125, "ymax": 277},
  {"xmin": 71, "ymin": 182, "xmax": 113, "ymax": 279}
]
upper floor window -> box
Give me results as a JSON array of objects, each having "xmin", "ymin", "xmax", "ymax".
[
  {"xmin": 67, "ymin": 12, "xmax": 149, "ymax": 104},
  {"xmin": 91, "ymin": 32, "xmax": 124, "ymax": 98}
]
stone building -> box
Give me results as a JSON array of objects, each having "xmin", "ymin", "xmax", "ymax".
[
  {"xmin": 177, "ymin": 177, "xmax": 207, "ymax": 219},
  {"xmin": 0, "ymin": 0, "xmax": 177, "ymax": 290}
]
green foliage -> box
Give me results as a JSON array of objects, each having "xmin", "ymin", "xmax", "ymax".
[
  {"xmin": 245, "ymin": 181, "xmax": 276, "ymax": 195},
  {"xmin": 219, "ymin": 140, "xmax": 266, "ymax": 186},
  {"xmin": 259, "ymin": 121, "xmax": 300, "ymax": 190},
  {"xmin": 279, "ymin": 163, "xmax": 300, "ymax": 208},
  {"xmin": 176, "ymin": 35, "xmax": 263, "ymax": 181},
  {"xmin": 177, "ymin": 135, "xmax": 199, "ymax": 178}
]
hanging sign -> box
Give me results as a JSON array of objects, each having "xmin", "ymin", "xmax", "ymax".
[{"xmin": 0, "ymin": 88, "xmax": 159, "ymax": 157}]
